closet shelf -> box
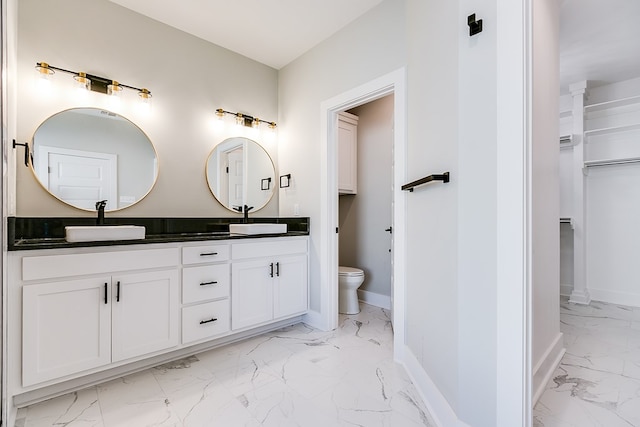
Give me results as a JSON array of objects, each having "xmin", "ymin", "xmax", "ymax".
[
  {"xmin": 584, "ymin": 95, "xmax": 640, "ymax": 113},
  {"xmin": 584, "ymin": 156, "xmax": 640, "ymax": 168},
  {"xmin": 584, "ymin": 122, "xmax": 640, "ymax": 138},
  {"xmin": 559, "ymin": 135, "xmax": 574, "ymax": 150}
]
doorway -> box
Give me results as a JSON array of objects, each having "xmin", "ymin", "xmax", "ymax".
[
  {"xmin": 319, "ymin": 68, "xmax": 406, "ymax": 359},
  {"xmin": 338, "ymin": 95, "xmax": 394, "ymax": 317}
]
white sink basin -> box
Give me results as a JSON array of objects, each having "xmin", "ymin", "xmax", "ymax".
[
  {"xmin": 65, "ymin": 225, "xmax": 146, "ymax": 242},
  {"xmin": 229, "ymin": 223, "xmax": 287, "ymax": 235}
]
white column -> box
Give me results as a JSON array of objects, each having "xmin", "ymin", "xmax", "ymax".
[{"xmin": 569, "ymin": 80, "xmax": 590, "ymax": 304}]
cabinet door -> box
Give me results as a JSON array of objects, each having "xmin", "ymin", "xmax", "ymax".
[
  {"xmin": 338, "ymin": 114, "xmax": 358, "ymax": 194},
  {"xmin": 23, "ymin": 277, "xmax": 111, "ymax": 386},
  {"xmin": 111, "ymin": 270, "xmax": 179, "ymax": 362},
  {"xmin": 273, "ymin": 254, "xmax": 308, "ymax": 319},
  {"xmin": 232, "ymin": 259, "xmax": 273, "ymax": 330}
]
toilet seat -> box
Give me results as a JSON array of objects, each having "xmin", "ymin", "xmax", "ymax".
[{"xmin": 339, "ymin": 266, "xmax": 364, "ymax": 277}]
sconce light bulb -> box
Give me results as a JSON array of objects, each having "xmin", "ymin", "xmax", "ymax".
[
  {"xmin": 107, "ymin": 80, "xmax": 123, "ymax": 97},
  {"xmin": 235, "ymin": 113, "xmax": 244, "ymax": 127},
  {"xmin": 252, "ymin": 118, "xmax": 260, "ymax": 128},
  {"xmin": 73, "ymin": 72, "xmax": 91, "ymax": 91},
  {"xmin": 35, "ymin": 62, "xmax": 54, "ymax": 80},
  {"xmin": 138, "ymin": 88, "xmax": 152, "ymax": 105},
  {"xmin": 215, "ymin": 108, "xmax": 225, "ymax": 118}
]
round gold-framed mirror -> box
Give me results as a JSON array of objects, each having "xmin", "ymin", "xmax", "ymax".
[
  {"xmin": 206, "ymin": 137, "xmax": 275, "ymax": 213},
  {"xmin": 31, "ymin": 108, "xmax": 158, "ymax": 212}
]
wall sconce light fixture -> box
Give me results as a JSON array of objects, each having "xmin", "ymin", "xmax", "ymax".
[
  {"xmin": 279, "ymin": 174, "xmax": 291, "ymax": 188},
  {"xmin": 35, "ymin": 61, "xmax": 152, "ymax": 104},
  {"xmin": 216, "ymin": 108, "xmax": 277, "ymax": 131}
]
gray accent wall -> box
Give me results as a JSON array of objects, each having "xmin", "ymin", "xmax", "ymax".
[{"xmin": 15, "ymin": 0, "xmax": 278, "ymax": 217}]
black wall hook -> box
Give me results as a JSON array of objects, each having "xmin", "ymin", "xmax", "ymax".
[{"xmin": 468, "ymin": 14, "xmax": 483, "ymax": 36}]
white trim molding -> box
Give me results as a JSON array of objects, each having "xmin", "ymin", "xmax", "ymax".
[
  {"xmin": 532, "ymin": 332, "xmax": 565, "ymax": 405},
  {"xmin": 357, "ymin": 289, "xmax": 391, "ymax": 310},
  {"xmin": 402, "ymin": 346, "xmax": 471, "ymax": 427},
  {"xmin": 320, "ymin": 68, "xmax": 407, "ymax": 359}
]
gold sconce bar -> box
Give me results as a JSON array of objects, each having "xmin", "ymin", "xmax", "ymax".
[
  {"xmin": 216, "ymin": 108, "xmax": 276, "ymax": 130},
  {"xmin": 35, "ymin": 61, "xmax": 152, "ymax": 99}
]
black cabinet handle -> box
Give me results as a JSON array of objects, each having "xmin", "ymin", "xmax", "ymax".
[
  {"xmin": 200, "ymin": 252, "xmax": 218, "ymax": 257},
  {"xmin": 269, "ymin": 262, "xmax": 274, "ymax": 278},
  {"xmin": 199, "ymin": 318, "xmax": 218, "ymax": 325},
  {"xmin": 275, "ymin": 262, "xmax": 280, "ymax": 277},
  {"xmin": 116, "ymin": 281, "xmax": 121, "ymax": 302},
  {"xmin": 200, "ymin": 281, "xmax": 218, "ymax": 286},
  {"xmin": 104, "ymin": 283, "xmax": 108, "ymax": 304}
]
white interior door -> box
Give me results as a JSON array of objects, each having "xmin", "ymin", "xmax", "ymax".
[
  {"xmin": 37, "ymin": 146, "xmax": 117, "ymax": 210},
  {"xmin": 226, "ymin": 147, "xmax": 244, "ymax": 210}
]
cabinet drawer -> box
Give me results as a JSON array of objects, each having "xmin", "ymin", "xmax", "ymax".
[
  {"xmin": 182, "ymin": 264, "xmax": 230, "ymax": 304},
  {"xmin": 182, "ymin": 300, "xmax": 230, "ymax": 344},
  {"xmin": 232, "ymin": 238, "xmax": 308, "ymax": 260},
  {"xmin": 182, "ymin": 244, "xmax": 230, "ymax": 265}
]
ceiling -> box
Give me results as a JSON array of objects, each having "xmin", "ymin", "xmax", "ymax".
[
  {"xmin": 109, "ymin": 0, "xmax": 640, "ymax": 89},
  {"xmin": 108, "ymin": 0, "xmax": 383, "ymax": 70},
  {"xmin": 559, "ymin": 0, "xmax": 640, "ymax": 92}
]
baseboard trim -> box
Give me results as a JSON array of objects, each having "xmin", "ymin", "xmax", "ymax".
[
  {"xmin": 357, "ymin": 289, "xmax": 391, "ymax": 310},
  {"xmin": 302, "ymin": 309, "xmax": 327, "ymax": 331},
  {"xmin": 589, "ymin": 288, "xmax": 640, "ymax": 308},
  {"xmin": 560, "ymin": 283, "xmax": 573, "ymax": 297},
  {"xmin": 401, "ymin": 345, "xmax": 470, "ymax": 427},
  {"xmin": 532, "ymin": 332, "xmax": 565, "ymax": 405}
]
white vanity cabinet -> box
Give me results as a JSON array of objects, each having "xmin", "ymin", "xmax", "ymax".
[
  {"xmin": 181, "ymin": 243, "xmax": 231, "ymax": 344},
  {"xmin": 9, "ymin": 235, "xmax": 308, "ymax": 412},
  {"xmin": 231, "ymin": 237, "xmax": 308, "ymax": 330},
  {"xmin": 338, "ymin": 111, "xmax": 359, "ymax": 195},
  {"xmin": 19, "ymin": 247, "xmax": 179, "ymax": 387},
  {"xmin": 22, "ymin": 277, "xmax": 111, "ymax": 386}
]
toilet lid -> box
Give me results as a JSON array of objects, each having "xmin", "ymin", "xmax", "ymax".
[{"xmin": 339, "ymin": 266, "xmax": 364, "ymax": 276}]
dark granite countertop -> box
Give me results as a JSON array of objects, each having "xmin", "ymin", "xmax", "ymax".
[{"xmin": 8, "ymin": 217, "xmax": 309, "ymax": 251}]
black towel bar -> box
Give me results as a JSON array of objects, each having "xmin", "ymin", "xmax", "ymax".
[{"xmin": 402, "ymin": 172, "xmax": 450, "ymax": 192}]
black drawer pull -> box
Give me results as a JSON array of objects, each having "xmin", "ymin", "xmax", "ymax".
[
  {"xmin": 200, "ymin": 281, "xmax": 218, "ymax": 286},
  {"xmin": 104, "ymin": 283, "xmax": 108, "ymax": 304},
  {"xmin": 199, "ymin": 318, "xmax": 218, "ymax": 325},
  {"xmin": 269, "ymin": 262, "xmax": 274, "ymax": 278},
  {"xmin": 116, "ymin": 281, "xmax": 121, "ymax": 302},
  {"xmin": 200, "ymin": 252, "xmax": 218, "ymax": 257},
  {"xmin": 275, "ymin": 262, "xmax": 280, "ymax": 277}
]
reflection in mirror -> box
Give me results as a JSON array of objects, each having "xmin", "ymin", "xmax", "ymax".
[
  {"xmin": 31, "ymin": 108, "xmax": 158, "ymax": 212},
  {"xmin": 206, "ymin": 137, "xmax": 275, "ymax": 213}
]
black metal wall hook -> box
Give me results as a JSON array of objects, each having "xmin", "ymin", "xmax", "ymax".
[
  {"xmin": 13, "ymin": 140, "xmax": 31, "ymax": 167},
  {"xmin": 468, "ymin": 14, "xmax": 483, "ymax": 36}
]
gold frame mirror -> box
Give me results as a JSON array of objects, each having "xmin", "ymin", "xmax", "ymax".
[
  {"xmin": 31, "ymin": 108, "xmax": 158, "ymax": 212},
  {"xmin": 206, "ymin": 137, "xmax": 275, "ymax": 213}
]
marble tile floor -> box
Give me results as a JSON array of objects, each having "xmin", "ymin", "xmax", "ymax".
[
  {"xmin": 15, "ymin": 303, "xmax": 436, "ymax": 427},
  {"xmin": 534, "ymin": 297, "xmax": 640, "ymax": 427}
]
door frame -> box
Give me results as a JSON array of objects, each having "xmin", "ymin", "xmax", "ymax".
[{"xmin": 319, "ymin": 68, "xmax": 407, "ymax": 359}]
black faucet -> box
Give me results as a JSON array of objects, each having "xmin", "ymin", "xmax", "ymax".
[
  {"xmin": 243, "ymin": 205, "xmax": 254, "ymax": 223},
  {"xmin": 95, "ymin": 200, "xmax": 107, "ymax": 225},
  {"xmin": 232, "ymin": 204, "xmax": 254, "ymax": 223}
]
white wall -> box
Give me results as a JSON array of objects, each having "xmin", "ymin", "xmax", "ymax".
[
  {"xmin": 278, "ymin": 0, "xmax": 406, "ymax": 315},
  {"xmin": 15, "ymin": 0, "xmax": 279, "ymax": 218},
  {"xmin": 531, "ymin": 0, "xmax": 562, "ymax": 403},
  {"xmin": 338, "ymin": 95, "xmax": 393, "ymax": 300}
]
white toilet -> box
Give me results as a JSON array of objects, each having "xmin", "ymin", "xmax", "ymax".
[{"xmin": 338, "ymin": 266, "xmax": 365, "ymax": 314}]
